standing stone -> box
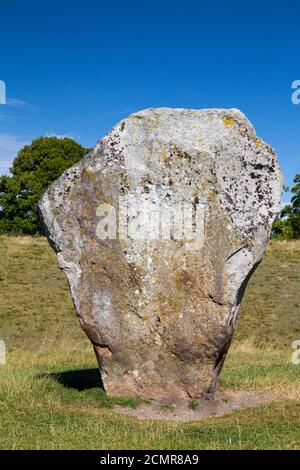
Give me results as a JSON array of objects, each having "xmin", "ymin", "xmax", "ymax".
[{"xmin": 38, "ymin": 108, "xmax": 283, "ymax": 400}]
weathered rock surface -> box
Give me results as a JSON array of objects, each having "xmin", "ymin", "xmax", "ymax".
[{"xmin": 38, "ymin": 108, "xmax": 283, "ymax": 399}]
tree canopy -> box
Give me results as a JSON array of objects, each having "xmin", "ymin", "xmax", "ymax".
[
  {"xmin": 0, "ymin": 137, "xmax": 90, "ymax": 234},
  {"xmin": 273, "ymin": 174, "xmax": 300, "ymax": 239}
]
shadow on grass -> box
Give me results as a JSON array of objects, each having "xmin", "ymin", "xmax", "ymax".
[
  {"xmin": 40, "ymin": 368, "xmax": 104, "ymax": 391},
  {"xmin": 38, "ymin": 369, "xmax": 149, "ymax": 409}
]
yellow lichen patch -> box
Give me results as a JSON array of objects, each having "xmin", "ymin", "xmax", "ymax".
[
  {"xmin": 83, "ymin": 168, "xmax": 98, "ymax": 181},
  {"xmin": 161, "ymin": 146, "xmax": 169, "ymax": 159},
  {"xmin": 208, "ymin": 190, "xmax": 217, "ymax": 202},
  {"xmin": 255, "ymin": 139, "xmax": 262, "ymax": 147},
  {"xmin": 104, "ymin": 198, "xmax": 113, "ymax": 205},
  {"xmin": 222, "ymin": 116, "xmax": 235, "ymax": 127}
]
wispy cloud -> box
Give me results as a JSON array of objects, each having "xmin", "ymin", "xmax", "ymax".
[
  {"xmin": 6, "ymin": 97, "xmax": 38, "ymax": 111},
  {"xmin": 45, "ymin": 132, "xmax": 80, "ymax": 140},
  {"xmin": 0, "ymin": 134, "xmax": 29, "ymax": 175}
]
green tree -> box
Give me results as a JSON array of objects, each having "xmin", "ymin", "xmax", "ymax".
[
  {"xmin": 273, "ymin": 174, "xmax": 300, "ymax": 239},
  {"xmin": 0, "ymin": 137, "xmax": 90, "ymax": 235}
]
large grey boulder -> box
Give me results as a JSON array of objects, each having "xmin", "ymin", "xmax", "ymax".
[{"xmin": 38, "ymin": 108, "xmax": 283, "ymax": 399}]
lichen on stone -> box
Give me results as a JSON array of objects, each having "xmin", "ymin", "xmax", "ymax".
[{"xmin": 38, "ymin": 107, "xmax": 283, "ymax": 400}]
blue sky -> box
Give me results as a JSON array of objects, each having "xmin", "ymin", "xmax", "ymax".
[{"xmin": 0, "ymin": 0, "xmax": 299, "ymax": 202}]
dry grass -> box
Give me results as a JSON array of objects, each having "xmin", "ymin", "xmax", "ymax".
[
  {"xmin": 236, "ymin": 239, "xmax": 300, "ymax": 346},
  {"xmin": 1, "ymin": 236, "xmax": 300, "ymax": 349},
  {"xmin": 0, "ymin": 236, "xmax": 85, "ymax": 350}
]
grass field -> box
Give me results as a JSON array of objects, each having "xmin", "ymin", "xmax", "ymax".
[{"xmin": 0, "ymin": 236, "xmax": 300, "ymax": 449}]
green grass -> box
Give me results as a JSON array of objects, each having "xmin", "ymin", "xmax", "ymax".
[
  {"xmin": 0, "ymin": 236, "xmax": 300, "ymax": 449},
  {"xmin": 0, "ymin": 343, "xmax": 300, "ymax": 449},
  {"xmin": 188, "ymin": 399, "xmax": 199, "ymax": 410}
]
